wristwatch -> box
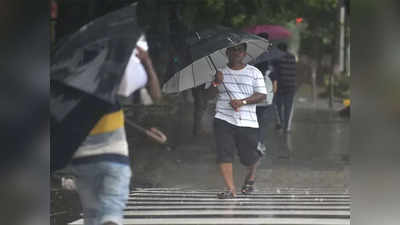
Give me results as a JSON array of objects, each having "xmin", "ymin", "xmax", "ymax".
[{"xmin": 242, "ymin": 100, "xmax": 247, "ymax": 105}]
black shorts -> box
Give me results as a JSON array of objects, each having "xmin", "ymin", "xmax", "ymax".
[{"xmin": 214, "ymin": 118, "xmax": 260, "ymax": 166}]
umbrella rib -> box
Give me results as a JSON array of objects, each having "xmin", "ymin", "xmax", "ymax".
[
  {"xmin": 250, "ymin": 39, "xmax": 268, "ymax": 50},
  {"xmin": 218, "ymin": 49, "xmax": 229, "ymax": 61},
  {"xmin": 245, "ymin": 41, "xmax": 260, "ymax": 60},
  {"xmin": 177, "ymin": 69, "xmax": 181, "ymax": 92},
  {"xmin": 205, "ymin": 54, "xmax": 216, "ymax": 80},
  {"xmin": 192, "ymin": 61, "xmax": 196, "ymax": 87},
  {"xmin": 206, "ymin": 55, "xmax": 214, "ymax": 71}
]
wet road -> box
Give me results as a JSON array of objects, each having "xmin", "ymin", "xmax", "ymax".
[
  {"xmin": 66, "ymin": 86, "xmax": 351, "ymax": 225},
  {"xmin": 130, "ymin": 98, "xmax": 350, "ymax": 191}
]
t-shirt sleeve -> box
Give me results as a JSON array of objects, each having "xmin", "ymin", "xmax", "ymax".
[{"xmin": 253, "ymin": 68, "xmax": 267, "ymax": 94}]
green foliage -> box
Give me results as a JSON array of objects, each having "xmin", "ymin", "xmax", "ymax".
[
  {"xmin": 320, "ymin": 73, "xmax": 350, "ymax": 99},
  {"xmin": 141, "ymin": 0, "xmax": 345, "ymax": 84}
]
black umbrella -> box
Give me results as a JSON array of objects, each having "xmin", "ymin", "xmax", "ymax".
[
  {"xmin": 248, "ymin": 46, "xmax": 285, "ymax": 74},
  {"xmin": 51, "ymin": 3, "xmax": 142, "ymax": 104},
  {"xmin": 51, "ymin": 81, "xmax": 115, "ymax": 172},
  {"xmin": 248, "ymin": 46, "xmax": 285, "ymax": 65},
  {"xmin": 161, "ymin": 26, "xmax": 270, "ymax": 93},
  {"xmin": 51, "ymin": 3, "xmax": 143, "ymax": 172}
]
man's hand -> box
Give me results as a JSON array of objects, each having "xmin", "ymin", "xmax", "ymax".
[
  {"xmin": 135, "ymin": 46, "xmax": 150, "ymax": 64},
  {"xmin": 215, "ymin": 71, "xmax": 223, "ymax": 84},
  {"xmin": 135, "ymin": 46, "xmax": 162, "ymax": 101},
  {"xmin": 230, "ymin": 99, "xmax": 243, "ymax": 111}
]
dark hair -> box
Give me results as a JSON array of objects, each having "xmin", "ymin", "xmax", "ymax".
[
  {"xmin": 257, "ymin": 32, "xmax": 269, "ymax": 40},
  {"xmin": 277, "ymin": 42, "xmax": 288, "ymax": 51}
]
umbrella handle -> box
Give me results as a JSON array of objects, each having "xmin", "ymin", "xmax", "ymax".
[
  {"xmin": 145, "ymin": 127, "xmax": 167, "ymax": 144},
  {"xmin": 125, "ymin": 119, "xmax": 167, "ymax": 144}
]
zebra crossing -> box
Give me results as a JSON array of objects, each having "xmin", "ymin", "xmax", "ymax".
[{"xmin": 69, "ymin": 188, "xmax": 350, "ymax": 225}]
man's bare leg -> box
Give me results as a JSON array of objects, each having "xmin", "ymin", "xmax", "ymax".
[
  {"xmin": 219, "ymin": 163, "xmax": 236, "ymax": 196},
  {"xmin": 244, "ymin": 162, "xmax": 258, "ymax": 182},
  {"xmin": 244, "ymin": 160, "xmax": 260, "ymax": 183},
  {"xmin": 241, "ymin": 160, "xmax": 260, "ymax": 194}
]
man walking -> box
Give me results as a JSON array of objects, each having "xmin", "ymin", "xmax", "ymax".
[
  {"xmin": 69, "ymin": 39, "xmax": 162, "ymax": 225},
  {"xmin": 207, "ymin": 43, "xmax": 267, "ymax": 198},
  {"xmin": 274, "ymin": 43, "xmax": 297, "ymax": 133}
]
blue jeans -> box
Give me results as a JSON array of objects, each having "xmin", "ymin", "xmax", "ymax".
[
  {"xmin": 71, "ymin": 161, "xmax": 131, "ymax": 225},
  {"xmin": 256, "ymin": 105, "xmax": 274, "ymax": 144},
  {"xmin": 275, "ymin": 92, "xmax": 295, "ymax": 131}
]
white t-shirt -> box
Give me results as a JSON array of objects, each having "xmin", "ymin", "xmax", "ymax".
[
  {"xmin": 118, "ymin": 34, "xmax": 148, "ymax": 97},
  {"xmin": 214, "ymin": 65, "xmax": 267, "ymax": 128}
]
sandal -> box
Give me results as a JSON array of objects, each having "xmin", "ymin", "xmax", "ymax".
[
  {"xmin": 217, "ymin": 190, "xmax": 236, "ymax": 199},
  {"xmin": 241, "ymin": 180, "xmax": 255, "ymax": 194}
]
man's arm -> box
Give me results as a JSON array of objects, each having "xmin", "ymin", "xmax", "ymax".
[
  {"xmin": 273, "ymin": 80, "xmax": 278, "ymax": 93},
  {"xmin": 136, "ymin": 47, "xmax": 162, "ymax": 102},
  {"xmin": 270, "ymin": 60, "xmax": 280, "ymax": 94},
  {"xmin": 230, "ymin": 92, "xmax": 266, "ymax": 110}
]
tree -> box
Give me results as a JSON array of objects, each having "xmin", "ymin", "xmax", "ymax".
[{"xmin": 136, "ymin": 0, "xmax": 343, "ymax": 134}]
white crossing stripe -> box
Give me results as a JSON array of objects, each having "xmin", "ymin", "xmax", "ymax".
[
  {"xmin": 123, "ymin": 209, "xmax": 350, "ymax": 216},
  {"xmin": 128, "ymin": 201, "xmax": 350, "ymax": 205},
  {"xmin": 125, "ymin": 205, "xmax": 351, "ymax": 210},
  {"xmin": 127, "ymin": 197, "xmax": 350, "ymax": 202},
  {"xmin": 70, "ymin": 218, "xmax": 350, "ymax": 225},
  {"xmin": 129, "ymin": 193, "xmax": 351, "ymax": 198},
  {"xmin": 69, "ymin": 188, "xmax": 351, "ymax": 225}
]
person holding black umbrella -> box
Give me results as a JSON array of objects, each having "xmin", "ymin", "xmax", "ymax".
[
  {"xmin": 68, "ymin": 41, "xmax": 162, "ymax": 225},
  {"xmin": 207, "ymin": 43, "xmax": 267, "ymax": 199},
  {"xmin": 51, "ymin": 4, "xmax": 165, "ymax": 224}
]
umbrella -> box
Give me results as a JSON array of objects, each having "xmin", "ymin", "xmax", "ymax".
[
  {"xmin": 51, "ymin": 81, "xmax": 113, "ymax": 172},
  {"xmin": 51, "ymin": 81, "xmax": 168, "ymax": 172},
  {"xmin": 51, "ymin": 3, "xmax": 142, "ymax": 105},
  {"xmin": 51, "ymin": 3, "xmax": 143, "ymax": 172},
  {"xmin": 243, "ymin": 25, "xmax": 291, "ymax": 41},
  {"xmin": 247, "ymin": 46, "xmax": 285, "ymax": 73},
  {"xmin": 162, "ymin": 26, "xmax": 270, "ymax": 94}
]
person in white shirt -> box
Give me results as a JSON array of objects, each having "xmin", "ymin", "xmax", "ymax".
[{"xmin": 207, "ymin": 43, "xmax": 267, "ymax": 199}]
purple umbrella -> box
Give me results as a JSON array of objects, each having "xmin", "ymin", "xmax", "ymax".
[{"xmin": 244, "ymin": 25, "xmax": 291, "ymax": 40}]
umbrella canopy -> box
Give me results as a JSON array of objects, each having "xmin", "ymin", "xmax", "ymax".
[
  {"xmin": 244, "ymin": 25, "xmax": 291, "ymax": 41},
  {"xmin": 51, "ymin": 3, "xmax": 143, "ymax": 172},
  {"xmin": 162, "ymin": 26, "xmax": 270, "ymax": 94},
  {"xmin": 248, "ymin": 46, "xmax": 286, "ymax": 71},
  {"xmin": 51, "ymin": 3, "xmax": 142, "ymax": 104},
  {"xmin": 51, "ymin": 81, "xmax": 115, "ymax": 172}
]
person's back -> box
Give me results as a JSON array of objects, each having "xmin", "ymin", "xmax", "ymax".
[
  {"xmin": 274, "ymin": 43, "xmax": 296, "ymax": 132},
  {"xmin": 276, "ymin": 43, "xmax": 296, "ymax": 95}
]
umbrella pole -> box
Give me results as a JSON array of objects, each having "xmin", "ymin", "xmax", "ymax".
[{"xmin": 207, "ymin": 56, "xmax": 234, "ymax": 100}]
